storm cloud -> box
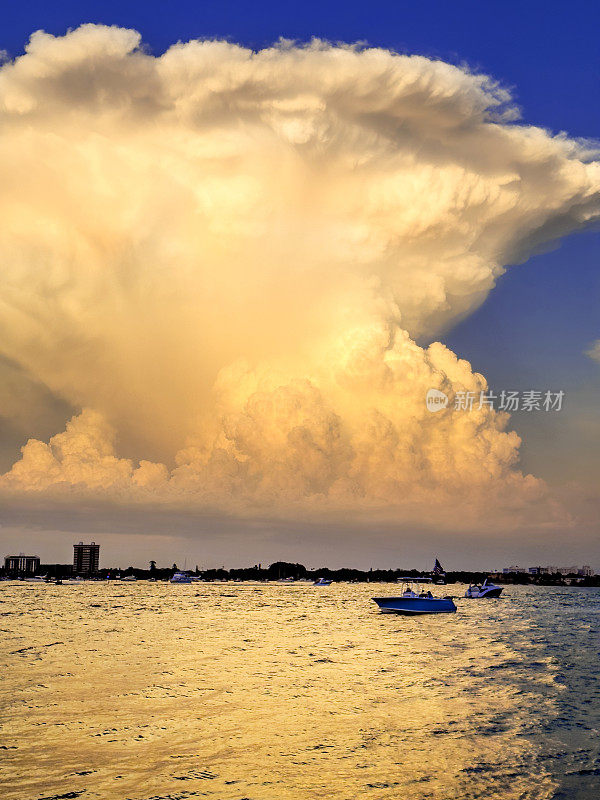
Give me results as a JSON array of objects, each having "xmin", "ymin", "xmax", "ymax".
[{"xmin": 0, "ymin": 25, "xmax": 599, "ymax": 536}]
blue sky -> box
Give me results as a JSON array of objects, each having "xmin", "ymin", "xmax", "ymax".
[
  {"xmin": 3, "ymin": 1, "xmax": 599, "ymax": 135},
  {"xmin": 445, "ymin": 231, "xmax": 600, "ymax": 482}
]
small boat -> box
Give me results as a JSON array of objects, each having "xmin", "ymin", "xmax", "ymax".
[
  {"xmin": 313, "ymin": 577, "xmax": 332, "ymax": 586},
  {"xmin": 121, "ymin": 575, "xmax": 137, "ymax": 582},
  {"xmin": 465, "ymin": 578, "xmax": 502, "ymax": 599},
  {"xmin": 373, "ymin": 578, "xmax": 456, "ymax": 615},
  {"xmin": 170, "ymin": 571, "xmax": 192, "ymax": 584}
]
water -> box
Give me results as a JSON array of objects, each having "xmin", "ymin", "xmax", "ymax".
[{"xmin": 1, "ymin": 582, "xmax": 599, "ymax": 799}]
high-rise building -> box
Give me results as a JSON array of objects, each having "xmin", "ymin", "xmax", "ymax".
[
  {"xmin": 4, "ymin": 553, "xmax": 40, "ymax": 576},
  {"xmin": 73, "ymin": 542, "xmax": 100, "ymax": 575}
]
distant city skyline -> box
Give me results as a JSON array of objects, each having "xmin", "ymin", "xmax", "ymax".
[
  {"xmin": 2, "ymin": 533, "xmax": 598, "ymax": 574},
  {"xmin": 2, "ymin": 538, "xmax": 596, "ymax": 579}
]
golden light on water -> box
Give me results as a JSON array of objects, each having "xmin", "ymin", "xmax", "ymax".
[{"xmin": 1, "ymin": 582, "xmax": 573, "ymax": 799}]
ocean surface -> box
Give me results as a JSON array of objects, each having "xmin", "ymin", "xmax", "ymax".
[{"xmin": 1, "ymin": 582, "xmax": 599, "ymax": 800}]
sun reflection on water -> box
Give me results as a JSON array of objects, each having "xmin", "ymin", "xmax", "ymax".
[{"xmin": 1, "ymin": 582, "xmax": 598, "ymax": 799}]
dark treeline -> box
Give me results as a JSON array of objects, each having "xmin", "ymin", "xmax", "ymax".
[{"xmin": 20, "ymin": 560, "xmax": 598, "ymax": 585}]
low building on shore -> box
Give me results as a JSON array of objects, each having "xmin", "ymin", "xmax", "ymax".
[
  {"xmin": 4, "ymin": 553, "xmax": 40, "ymax": 577},
  {"xmin": 39, "ymin": 563, "xmax": 73, "ymax": 578}
]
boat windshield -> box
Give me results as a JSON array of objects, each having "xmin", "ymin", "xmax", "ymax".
[{"xmin": 401, "ymin": 581, "xmax": 434, "ymax": 597}]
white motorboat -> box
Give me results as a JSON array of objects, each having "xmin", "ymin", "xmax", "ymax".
[
  {"xmin": 313, "ymin": 577, "xmax": 332, "ymax": 586},
  {"xmin": 170, "ymin": 571, "xmax": 192, "ymax": 584},
  {"xmin": 465, "ymin": 578, "xmax": 502, "ymax": 598},
  {"xmin": 121, "ymin": 575, "xmax": 137, "ymax": 582}
]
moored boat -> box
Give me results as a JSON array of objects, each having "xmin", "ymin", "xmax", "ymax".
[
  {"xmin": 373, "ymin": 578, "xmax": 456, "ymax": 615},
  {"xmin": 465, "ymin": 578, "xmax": 502, "ymax": 599},
  {"xmin": 313, "ymin": 577, "xmax": 332, "ymax": 586},
  {"xmin": 170, "ymin": 571, "xmax": 192, "ymax": 584},
  {"xmin": 432, "ymin": 558, "xmax": 447, "ymax": 584}
]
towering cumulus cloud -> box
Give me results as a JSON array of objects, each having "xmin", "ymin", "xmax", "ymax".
[{"xmin": 0, "ymin": 25, "xmax": 598, "ymax": 530}]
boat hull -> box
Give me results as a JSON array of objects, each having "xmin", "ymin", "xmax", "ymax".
[
  {"xmin": 372, "ymin": 597, "xmax": 456, "ymax": 614},
  {"xmin": 482, "ymin": 587, "xmax": 502, "ymax": 598},
  {"xmin": 466, "ymin": 587, "xmax": 502, "ymax": 598},
  {"xmin": 465, "ymin": 584, "xmax": 503, "ymax": 598}
]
